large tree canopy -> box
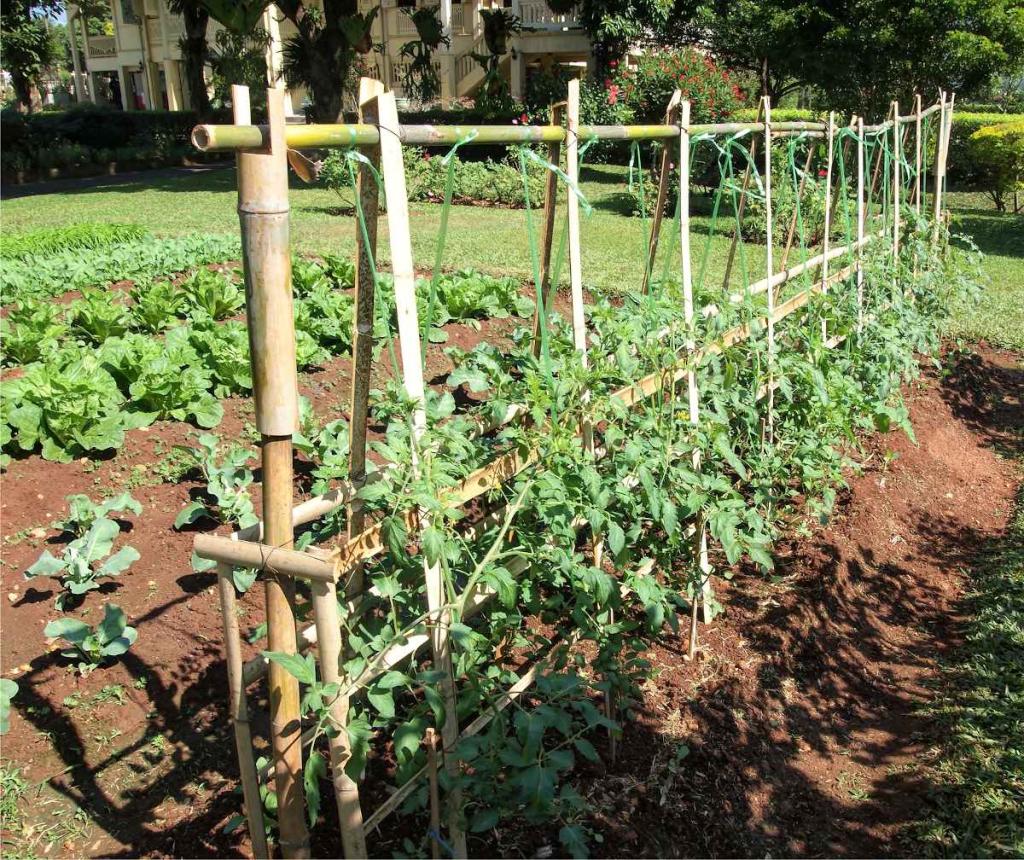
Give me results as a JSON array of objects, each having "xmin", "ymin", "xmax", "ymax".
[
  {"xmin": 668, "ymin": 0, "xmax": 1024, "ymax": 113},
  {"xmin": 1, "ymin": 0, "xmax": 63, "ymax": 111}
]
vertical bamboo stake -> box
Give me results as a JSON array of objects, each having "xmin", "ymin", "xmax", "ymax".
[
  {"xmin": 940, "ymin": 93, "xmax": 955, "ymax": 222},
  {"xmin": 425, "ymin": 729, "xmax": 441, "ymax": 860},
  {"xmin": 217, "ymin": 564, "xmax": 270, "ymax": 860},
  {"xmin": 234, "ymin": 84, "xmax": 309, "ymax": 859},
  {"xmin": 375, "ymin": 90, "xmax": 467, "ymax": 860},
  {"xmin": 856, "ymin": 115, "xmax": 865, "ymax": 337},
  {"xmin": 932, "ymin": 91, "xmax": 946, "ymax": 232},
  {"xmin": 892, "ymin": 100, "xmax": 900, "ymax": 267},
  {"xmin": 566, "ymin": 76, "xmax": 614, "ymax": 752},
  {"xmin": 347, "ymin": 77, "xmax": 385, "ymax": 599},
  {"xmin": 763, "ymin": 96, "xmax": 775, "ymax": 444},
  {"xmin": 777, "ymin": 145, "xmax": 814, "ymax": 272},
  {"xmin": 820, "ymin": 112, "xmax": 834, "ymax": 341},
  {"xmin": 678, "ymin": 99, "xmax": 712, "ymax": 648},
  {"xmin": 641, "ymin": 88, "xmax": 681, "ymax": 295},
  {"xmin": 311, "ymin": 578, "xmax": 367, "ymax": 858},
  {"xmin": 914, "ymin": 93, "xmax": 923, "ymax": 214},
  {"xmin": 531, "ymin": 100, "xmax": 566, "ymax": 354},
  {"xmin": 721, "ymin": 99, "xmax": 763, "ymax": 290}
]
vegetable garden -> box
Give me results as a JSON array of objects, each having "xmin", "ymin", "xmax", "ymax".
[{"xmin": 0, "ymin": 75, "xmax": 989, "ymax": 859}]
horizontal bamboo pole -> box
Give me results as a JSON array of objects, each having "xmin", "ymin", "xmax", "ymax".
[
  {"xmin": 194, "ymin": 533, "xmax": 338, "ymax": 582},
  {"xmin": 193, "ymin": 120, "xmax": 837, "ymax": 153}
]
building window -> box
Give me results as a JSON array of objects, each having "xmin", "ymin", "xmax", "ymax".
[{"xmin": 120, "ymin": 0, "xmax": 140, "ymax": 25}]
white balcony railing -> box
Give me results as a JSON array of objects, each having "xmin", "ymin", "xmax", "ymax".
[
  {"xmin": 86, "ymin": 35, "xmax": 117, "ymax": 57},
  {"xmin": 518, "ymin": 0, "xmax": 580, "ymax": 28}
]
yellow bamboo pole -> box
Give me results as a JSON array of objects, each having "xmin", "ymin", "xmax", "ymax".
[
  {"xmin": 892, "ymin": 100, "xmax": 900, "ymax": 266},
  {"xmin": 762, "ymin": 95, "xmax": 775, "ymax": 444},
  {"xmin": 914, "ymin": 93, "xmax": 922, "ymax": 214},
  {"xmin": 821, "ymin": 112, "xmax": 834, "ymax": 342},
  {"xmin": 234, "ymin": 83, "xmax": 309, "ymax": 859},
  {"xmin": 856, "ymin": 115, "xmax": 866, "ymax": 337},
  {"xmin": 531, "ymin": 99, "xmax": 566, "ymax": 355}
]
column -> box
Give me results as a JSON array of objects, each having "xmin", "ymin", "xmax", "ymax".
[
  {"xmin": 117, "ymin": 67, "xmax": 133, "ymax": 110},
  {"xmin": 511, "ymin": 48, "xmax": 524, "ymax": 99},
  {"xmin": 163, "ymin": 58, "xmax": 183, "ymax": 110}
]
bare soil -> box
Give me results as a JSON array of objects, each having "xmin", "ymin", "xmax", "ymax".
[{"xmin": 1, "ymin": 345, "xmax": 1020, "ymax": 858}]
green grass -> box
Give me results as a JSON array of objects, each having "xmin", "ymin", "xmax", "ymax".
[
  {"xmin": 918, "ymin": 470, "xmax": 1024, "ymax": 858},
  {"xmin": 945, "ymin": 191, "xmax": 1024, "ymax": 352},
  {"xmin": 2, "ymin": 167, "xmax": 1020, "ymax": 345}
]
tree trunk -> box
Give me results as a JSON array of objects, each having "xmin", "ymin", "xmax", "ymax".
[
  {"xmin": 179, "ymin": 2, "xmax": 211, "ymax": 117},
  {"xmin": 11, "ymin": 70, "xmax": 34, "ymax": 113}
]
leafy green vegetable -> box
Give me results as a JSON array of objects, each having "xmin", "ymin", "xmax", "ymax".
[{"xmin": 44, "ymin": 603, "xmax": 138, "ymax": 674}]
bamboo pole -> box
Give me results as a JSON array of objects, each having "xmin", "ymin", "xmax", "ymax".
[
  {"xmin": 856, "ymin": 115, "xmax": 866, "ymax": 337},
  {"xmin": 425, "ymin": 729, "xmax": 441, "ymax": 860},
  {"xmin": 641, "ymin": 89, "xmax": 682, "ymax": 294},
  {"xmin": 892, "ymin": 100, "xmax": 900, "ymax": 265},
  {"xmin": 192, "ymin": 120, "xmax": 831, "ymax": 153},
  {"xmin": 310, "ymin": 578, "xmax": 367, "ymax": 858},
  {"xmin": 820, "ymin": 112, "xmax": 834, "ymax": 341},
  {"xmin": 914, "ymin": 93, "xmax": 922, "ymax": 214},
  {"xmin": 939, "ymin": 93, "xmax": 955, "ymax": 223},
  {"xmin": 234, "ymin": 84, "xmax": 309, "ymax": 859},
  {"xmin": 375, "ymin": 89, "xmax": 467, "ymax": 860},
  {"xmin": 932, "ymin": 91, "xmax": 946, "ymax": 237},
  {"xmin": 217, "ymin": 563, "xmax": 270, "ymax": 860},
  {"xmin": 762, "ymin": 96, "xmax": 775, "ymax": 444},
  {"xmin": 777, "ymin": 144, "xmax": 814, "ymax": 272},
  {"xmin": 532, "ymin": 100, "xmax": 567, "ymax": 355},
  {"xmin": 721, "ymin": 99, "xmax": 763, "ymax": 291},
  {"xmin": 195, "ymin": 533, "xmax": 337, "ymax": 581},
  {"xmin": 347, "ymin": 77, "xmax": 385, "ymax": 599}
]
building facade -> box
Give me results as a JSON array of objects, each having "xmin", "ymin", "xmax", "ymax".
[{"xmin": 68, "ymin": 0, "xmax": 591, "ymax": 114}]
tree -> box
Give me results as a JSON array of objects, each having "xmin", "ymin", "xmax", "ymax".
[
  {"xmin": 167, "ymin": 0, "xmax": 211, "ymax": 117},
  {"xmin": 1, "ymin": 0, "xmax": 62, "ymax": 111},
  {"xmin": 668, "ymin": 0, "xmax": 1024, "ymax": 114},
  {"xmin": 574, "ymin": 0, "xmax": 674, "ymax": 74}
]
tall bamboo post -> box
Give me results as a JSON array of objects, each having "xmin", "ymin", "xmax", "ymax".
[
  {"xmin": 820, "ymin": 112, "xmax": 834, "ymax": 341},
  {"xmin": 217, "ymin": 563, "xmax": 270, "ymax": 860},
  {"xmin": 856, "ymin": 115, "xmax": 865, "ymax": 337},
  {"xmin": 641, "ymin": 88, "xmax": 681, "ymax": 294},
  {"xmin": 310, "ymin": 577, "xmax": 366, "ymax": 858},
  {"xmin": 892, "ymin": 100, "xmax": 900, "ymax": 267},
  {"xmin": 678, "ymin": 99, "xmax": 712, "ymax": 651},
  {"xmin": 531, "ymin": 100, "xmax": 567, "ymax": 354},
  {"xmin": 762, "ymin": 96, "xmax": 775, "ymax": 443},
  {"xmin": 940, "ymin": 93, "xmax": 955, "ymax": 223},
  {"xmin": 375, "ymin": 89, "xmax": 467, "ymax": 859},
  {"xmin": 932, "ymin": 92, "xmax": 946, "ymax": 237},
  {"xmin": 234, "ymin": 84, "xmax": 309, "ymax": 859},
  {"xmin": 347, "ymin": 77, "xmax": 385, "ymax": 599},
  {"xmin": 914, "ymin": 93, "xmax": 923, "ymax": 215}
]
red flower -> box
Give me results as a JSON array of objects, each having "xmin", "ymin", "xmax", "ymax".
[
  {"xmin": 818, "ymin": 168, "xmax": 828, "ymax": 177},
  {"xmin": 520, "ymin": 113, "xmax": 529, "ymax": 124},
  {"xmin": 609, "ymin": 59, "xmax": 618, "ymax": 68},
  {"xmin": 607, "ymin": 84, "xmax": 620, "ymax": 105}
]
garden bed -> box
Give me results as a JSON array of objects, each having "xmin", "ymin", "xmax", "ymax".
[{"xmin": 1, "ymin": 344, "xmax": 1018, "ymax": 857}]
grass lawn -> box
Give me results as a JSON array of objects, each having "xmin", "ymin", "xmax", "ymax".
[{"xmin": 3, "ymin": 167, "xmax": 1021, "ymax": 349}]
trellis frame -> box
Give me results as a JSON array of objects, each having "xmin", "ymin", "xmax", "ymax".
[{"xmin": 191, "ymin": 85, "xmax": 954, "ymax": 858}]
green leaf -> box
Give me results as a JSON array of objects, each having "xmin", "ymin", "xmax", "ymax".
[
  {"xmin": 303, "ymin": 750, "xmax": 327, "ymax": 827},
  {"xmin": 45, "ymin": 617, "xmax": 90, "ymax": 644},
  {"xmin": 607, "ymin": 521, "xmax": 625, "ymax": 558},
  {"xmin": 421, "ymin": 526, "xmax": 445, "ymax": 568},
  {"xmin": 25, "ymin": 551, "xmax": 65, "ymax": 579},
  {"xmin": 469, "ymin": 808, "xmax": 500, "ymax": 832},
  {"xmin": 713, "ymin": 432, "xmax": 748, "ymax": 480},
  {"xmin": 262, "ymin": 651, "xmax": 315, "ymax": 686},
  {"xmin": 97, "ymin": 603, "xmax": 129, "ymax": 644},
  {"xmin": 0, "ymin": 678, "xmax": 19, "ymax": 735},
  {"xmin": 97, "ymin": 545, "xmax": 139, "ymax": 577},
  {"xmin": 574, "ymin": 737, "xmax": 600, "ymax": 763},
  {"xmin": 175, "ymin": 500, "xmax": 211, "ymax": 530},
  {"xmin": 367, "ymin": 682, "xmax": 396, "ymax": 719},
  {"xmin": 559, "ymin": 825, "xmax": 590, "ymax": 859}
]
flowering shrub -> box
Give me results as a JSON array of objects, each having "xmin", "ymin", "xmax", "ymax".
[{"xmin": 617, "ymin": 48, "xmax": 742, "ymax": 124}]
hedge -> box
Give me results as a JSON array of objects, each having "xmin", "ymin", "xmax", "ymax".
[{"xmin": 949, "ymin": 112, "xmax": 1024, "ymax": 185}]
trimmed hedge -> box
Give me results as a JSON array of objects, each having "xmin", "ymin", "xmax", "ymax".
[{"xmin": 949, "ymin": 112, "xmax": 1024, "ymax": 185}]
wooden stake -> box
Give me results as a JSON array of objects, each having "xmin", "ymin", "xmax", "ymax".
[
  {"xmin": 856, "ymin": 115, "xmax": 866, "ymax": 337},
  {"xmin": 641, "ymin": 89, "xmax": 682, "ymax": 295},
  {"xmin": 217, "ymin": 564, "xmax": 270, "ymax": 860},
  {"xmin": 311, "ymin": 577, "xmax": 367, "ymax": 858},
  {"xmin": 234, "ymin": 84, "xmax": 309, "ymax": 859},
  {"xmin": 821, "ymin": 112, "xmax": 834, "ymax": 341},
  {"xmin": 532, "ymin": 99, "xmax": 566, "ymax": 355},
  {"xmin": 347, "ymin": 77, "xmax": 385, "ymax": 599},
  {"xmin": 762, "ymin": 96, "xmax": 775, "ymax": 444},
  {"xmin": 892, "ymin": 100, "xmax": 900, "ymax": 266},
  {"xmin": 375, "ymin": 89, "xmax": 467, "ymax": 860},
  {"xmin": 914, "ymin": 93, "xmax": 923, "ymax": 214},
  {"xmin": 721, "ymin": 98, "xmax": 763, "ymax": 290},
  {"xmin": 778, "ymin": 145, "xmax": 814, "ymax": 272},
  {"xmin": 677, "ymin": 99, "xmax": 714, "ymax": 631},
  {"xmin": 425, "ymin": 729, "xmax": 441, "ymax": 860}
]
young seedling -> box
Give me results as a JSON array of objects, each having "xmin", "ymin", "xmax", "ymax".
[
  {"xmin": 44, "ymin": 603, "xmax": 138, "ymax": 675},
  {"xmin": 174, "ymin": 433, "xmax": 258, "ymax": 531},
  {"xmin": 55, "ymin": 492, "xmax": 141, "ymax": 538},
  {"xmin": 26, "ymin": 507, "xmax": 140, "ymax": 610}
]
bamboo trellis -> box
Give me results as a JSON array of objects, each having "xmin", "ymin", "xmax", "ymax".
[{"xmin": 190, "ymin": 83, "xmax": 953, "ymax": 859}]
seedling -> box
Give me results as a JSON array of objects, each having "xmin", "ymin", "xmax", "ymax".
[{"xmin": 44, "ymin": 603, "xmax": 138, "ymax": 674}]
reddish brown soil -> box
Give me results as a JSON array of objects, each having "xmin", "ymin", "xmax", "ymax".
[{"xmin": 1, "ymin": 345, "xmax": 1020, "ymax": 858}]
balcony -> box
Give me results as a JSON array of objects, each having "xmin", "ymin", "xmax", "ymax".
[
  {"xmin": 86, "ymin": 35, "xmax": 118, "ymax": 58},
  {"xmin": 517, "ymin": 0, "xmax": 581, "ymax": 29}
]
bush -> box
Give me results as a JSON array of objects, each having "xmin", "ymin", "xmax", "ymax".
[
  {"xmin": 617, "ymin": 48, "xmax": 742, "ymax": 124},
  {"xmin": 948, "ymin": 111, "xmax": 1024, "ymax": 185},
  {"xmin": 1, "ymin": 224, "xmax": 149, "ymax": 260},
  {"xmin": 969, "ymin": 120, "xmax": 1024, "ymax": 212}
]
